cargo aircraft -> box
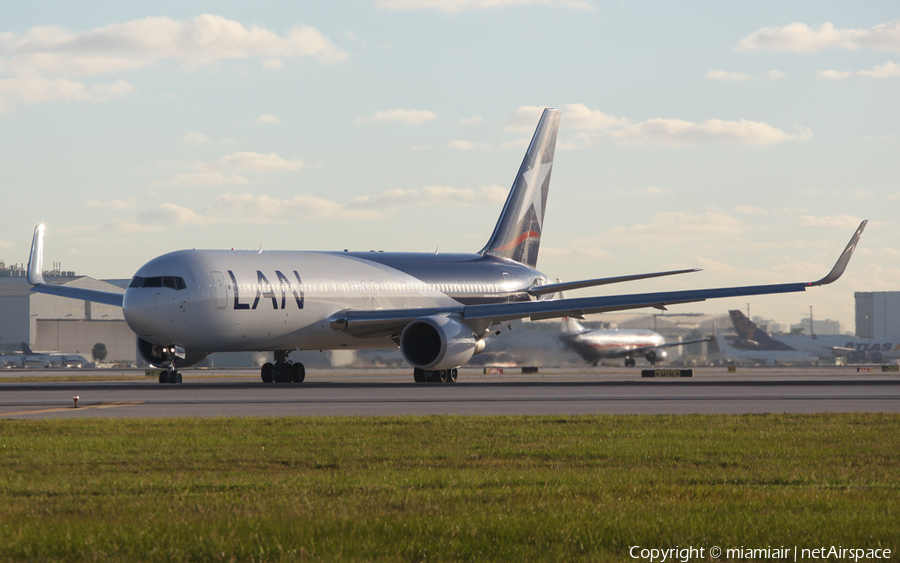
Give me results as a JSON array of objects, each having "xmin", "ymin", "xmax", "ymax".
[{"xmin": 26, "ymin": 108, "xmax": 867, "ymax": 384}]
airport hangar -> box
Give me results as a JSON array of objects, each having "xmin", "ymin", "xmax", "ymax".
[{"xmin": 0, "ymin": 273, "xmax": 133, "ymax": 363}]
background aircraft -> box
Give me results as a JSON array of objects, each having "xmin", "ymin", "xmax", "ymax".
[
  {"xmin": 0, "ymin": 343, "xmax": 52, "ymax": 369},
  {"xmin": 0, "ymin": 344, "xmax": 92, "ymax": 369},
  {"xmin": 559, "ymin": 316, "xmax": 712, "ymax": 367},
  {"xmin": 26, "ymin": 108, "xmax": 866, "ymax": 384},
  {"xmin": 557, "ymin": 289, "xmax": 712, "ymax": 367},
  {"xmin": 729, "ymin": 309, "xmax": 900, "ymax": 363},
  {"xmin": 715, "ymin": 331, "xmax": 819, "ymax": 366}
]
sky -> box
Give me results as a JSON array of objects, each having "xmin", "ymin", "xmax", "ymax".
[{"xmin": 1, "ymin": 0, "xmax": 898, "ymax": 332}]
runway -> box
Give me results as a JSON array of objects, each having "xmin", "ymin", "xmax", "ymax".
[{"xmin": 1, "ymin": 366, "xmax": 898, "ymax": 418}]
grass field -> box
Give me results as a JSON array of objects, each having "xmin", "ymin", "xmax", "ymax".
[{"xmin": 0, "ymin": 414, "xmax": 897, "ymax": 562}]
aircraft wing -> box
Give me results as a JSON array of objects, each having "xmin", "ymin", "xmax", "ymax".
[
  {"xmin": 26, "ymin": 225, "xmax": 125, "ymax": 307},
  {"xmin": 335, "ymin": 221, "xmax": 866, "ymax": 338}
]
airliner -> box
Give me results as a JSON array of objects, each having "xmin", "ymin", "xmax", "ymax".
[
  {"xmin": 556, "ymin": 290, "xmax": 711, "ymax": 367},
  {"xmin": 728, "ymin": 309, "xmax": 900, "ymax": 363},
  {"xmin": 559, "ymin": 316, "xmax": 713, "ymax": 367},
  {"xmin": 26, "ymin": 108, "xmax": 867, "ymax": 384},
  {"xmin": 715, "ymin": 333, "xmax": 819, "ymax": 366}
]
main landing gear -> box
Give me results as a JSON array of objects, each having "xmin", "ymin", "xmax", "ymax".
[
  {"xmin": 261, "ymin": 350, "xmax": 305, "ymax": 383},
  {"xmin": 158, "ymin": 369, "xmax": 182, "ymax": 384},
  {"xmin": 624, "ymin": 358, "xmax": 636, "ymax": 368},
  {"xmin": 413, "ymin": 368, "xmax": 458, "ymax": 383}
]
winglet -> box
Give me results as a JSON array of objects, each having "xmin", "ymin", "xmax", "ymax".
[
  {"xmin": 26, "ymin": 224, "xmax": 46, "ymax": 285},
  {"xmin": 808, "ymin": 220, "xmax": 867, "ymax": 287}
]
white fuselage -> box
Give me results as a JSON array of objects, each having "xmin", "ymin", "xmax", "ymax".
[
  {"xmin": 716, "ymin": 335, "xmax": 818, "ymax": 365},
  {"xmin": 775, "ymin": 334, "xmax": 900, "ymax": 361},
  {"xmin": 123, "ymin": 249, "xmax": 549, "ymax": 354},
  {"xmin": 561, "ymin": 328, "xmax": 665, "ymax": 363}
]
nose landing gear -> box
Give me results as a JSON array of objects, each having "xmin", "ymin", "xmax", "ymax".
[
  {"xmin": 261, "ymin": 350, "xmax": 306, "ymax": 383},
  {"xmin": 156, "ymin": 345, "xmax": 183, "ymax": 384}
]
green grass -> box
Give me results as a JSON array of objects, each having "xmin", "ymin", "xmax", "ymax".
[{"xmin": 0, "ymin": 414, "xmax": 897, "ymax": 562}]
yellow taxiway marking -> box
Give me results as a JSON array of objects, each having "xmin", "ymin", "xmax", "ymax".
[{"xmin": 0, "ymin": 401, "xmax": 145, "ymax": 417}]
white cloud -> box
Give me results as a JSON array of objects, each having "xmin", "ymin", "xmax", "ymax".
[
  {"xmin": 212, "ymin": 152, "xmax": 303, "ymax": 172},
  {"xmin": 152, "ymin": 151, "xmax": 302, "ymax": 186},
  {"xmin": 737, "ymin": 20, "xmax": 900, "ymax": 53},
  {"xmin": 733, "ymin": 204, "xmax": 768, "ymax": 215},
  {"xmin": 608, "ymin": 209, "xmax": 744, "ymax": 246},
  {"xmin": 356, "ymin": 108, "xmax": 437, "ymax": 125},
  {"xmin": 256, "ymin": 114, "xmax": 282, "ymax": 124},
  {"xmin": 820, "ymin": 61, "xmax": 900, "ymax": 80},
  {"xmin": 798, "ymin": 215, "xmax": 864, "ymax": 228},
  {"xmin": 457, "ymin": 115, "xmax": 483, "ymax": 126},
  {"xmin": 0, "ymin": 15, "xmax": 345, "ymax": 110},
  {"xmin": 0, "ymin": 15, "xmax": 348, "ymax": 76},
  {"xmin": 183, "ymin": 131, "xmax": 212, "ymax": 146},
  {"xmin": 137, "ymin": 203, "xmax": 210, "ymax": 226},
  {"xmin": 0, "ymin": 75, "xmax": 133, "ymax": 112},
  {"xmin": 447, "ymin": 138, "xmax": 528, "ymax": 151},
  {"xmin": 347, "ymin": 185, "xmax": 507, "ymax": 208},
  {"xmin": 503, "ymin": 104, "xmax": 626, "ymax": 131},
  {"xmin": 85, "ymin": 199, "xmax": 138, "ymax": 210},
  {"xmin": 504, "ymin": 104, "xmax": 809, "ymax": 146},
  {"xmin": 205, "ymin": 185, "xmax": 510, "ymax": 223},
  {"xmin": 817, "ymin": 69, "xmax": 854, "ymax": 80},
  {"xmin": 706, "ymin": 70, "xmax": 786, "ymax": 81},
  {"xmin": 762, "ymin": 70, "xmax": 787, "ymax": 80},
  {"xmin": 374, "ymin": 0, "xmax": 594, "ymax": 12},
  {"xmin": 609, "ymin": 118, "xmax": 812, "ymax": 146},
  {"xmin": 209, "ymin": 193, "xmax": 380, "ymax": 222},
  {"xmin": 706, "ymin": 70, "xmax": 753, "ymax": 82},
  {"xmin": 448, "ymin": 139, "xmax": 492, "ymax": 151},
  {"xmin": 153, "ymin": 171, "xmax": 251, "ymax": 187}
]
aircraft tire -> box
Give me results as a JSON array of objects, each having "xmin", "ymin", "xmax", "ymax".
[
  {"xmin": 174, "ymin": 372, "xmax": 182, "ymax": 384},
  {"xmin": 261, "ymin": 362, "xmax": 274, "ymax": 383},
  {"xmin": 291, "ymin": 362, "xmax": 306, "ymax": 383},
  {"xmin": 159, "ymin": 371, "xmax": 166, "ymax": 384},
  {"xmin": 413, "ymin": 368, "xmax": 426, "ymax": 383},
  {"xmin": 446, "ymin": 368, "xmax": 458, "ymax": 383}
]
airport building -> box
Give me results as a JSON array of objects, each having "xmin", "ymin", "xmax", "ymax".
[
  {"xmin": 855, "ymin": 292, "xmax": 900, "ymax": 338},
  {"xmin": 0, "ymin": 274, "xmax": 135, "ymax": 363}
]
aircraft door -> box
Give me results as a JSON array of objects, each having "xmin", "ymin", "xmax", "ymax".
[{"xmin": 211, "ymin": 271, "xmax": 227, "ymax": 309}]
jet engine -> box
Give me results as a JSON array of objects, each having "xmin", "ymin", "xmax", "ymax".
[
  {"xmin": 137, "ymin": 337, "xmax": 208, "ymax": 368},
  {"xmin": 399, "ymin": 316, "xmax": 485, "ymax": 370},
  {"xmin": 645, "ymin": 349, "xmax": 667, "ymax": 365}
]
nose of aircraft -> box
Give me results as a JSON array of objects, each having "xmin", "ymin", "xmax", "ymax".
[{"xmin": 123, "ymin": 289, "xmax": 157, "ymax": 334}]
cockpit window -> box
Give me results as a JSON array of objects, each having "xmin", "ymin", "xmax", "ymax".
[{"xmin": 129, "ymin": 276, "xmax": 186, "ymax": 290}]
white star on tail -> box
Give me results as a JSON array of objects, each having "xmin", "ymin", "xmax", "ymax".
[{"xmin": 516, "ymin": 161, "xmax": 553, "ymax": 229}]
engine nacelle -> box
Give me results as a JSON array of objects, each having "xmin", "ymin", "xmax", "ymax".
[
  {"xmin": 400, "ymin": 316, "xmax": 483, "ymax": 370},
  {"xmin": 137, "ymin": 337, "xmax": 208, "ymax": 368},
  {"xmin": 645, "ymin": 349, "xmax": 667, "ymax": 364}
]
